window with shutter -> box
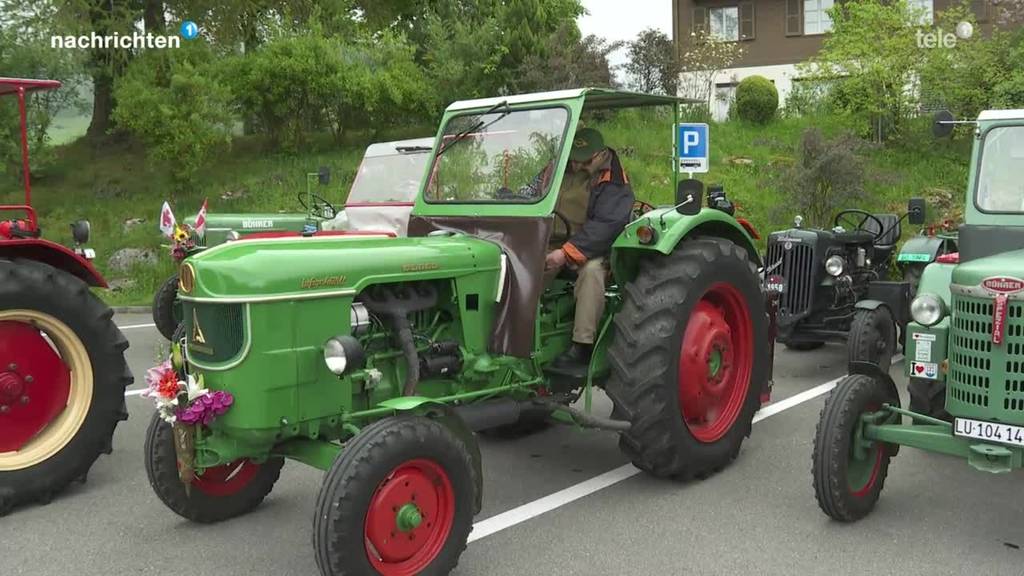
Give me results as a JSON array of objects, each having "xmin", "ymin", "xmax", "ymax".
[
  {"xmin": 693, "ymin": 6, "xmax": 709, "ymax": 34},
  {"xmin": 740, "ymin": 2, "xmax": 755, "ymax": 40},
  {"xmin": 786, "ymin": 0, "xmax": 803, "ymax": 36}
]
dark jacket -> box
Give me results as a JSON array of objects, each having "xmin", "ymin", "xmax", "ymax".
[{"xmin": 562, "ymin": 149, "xmax": 634, "ymax": 264}]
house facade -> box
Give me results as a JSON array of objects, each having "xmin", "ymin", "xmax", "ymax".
[{"xmin": 672, "ymin": 0, "xmax": 997, "ymax": 119}]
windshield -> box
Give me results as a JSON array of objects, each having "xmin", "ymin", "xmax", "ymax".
[
  {"xmin": 425, "ymin": 107, "xmax": 569, "ymax": 203},
  {"xmin": 348, "ymin": 150, "xmax": 431, "ymax": 204},
  {"xmin": 976, "ymin": 126, "xmax": 1024, "ymax": 213}
]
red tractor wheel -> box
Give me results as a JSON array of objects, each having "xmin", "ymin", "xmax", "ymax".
[
  {"xmin": 812, "ymin": 373, "xmax": 900, "ymax": 521},
  {"xmin": 605, "ymin": 237, "xmax": 768, "ymax": 479},
  {"xmin": 0, "ymin": 259, "xmax": 131, "ymax": 515},
  {"xmin": 144, "ymin": 412, "xmax": 284, "ymax": 523},
  {"xmin": 313, "ymin": 415, "xmax": 475, "ymax": 576}
]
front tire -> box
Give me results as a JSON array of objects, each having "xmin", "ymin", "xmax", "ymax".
[
  {"xmin": 0, "ymin": 259, "xmax": 131, "ymax": 515},
  {"xmin": 152, "ymin": 274, "xmax": 181, "ymax": 341},
  {"xmin": 313, "ymin": 415, "xmax": 475, "ymax": 576},
  {"xmin": 908, "ymin": 377, "xmax": 950, "ymax": 423},
  {"xmin": 848, "ymin": 306, "xmax": 896, "ymax": 373},
  {"xmin": 605, "ymin": 238, "xmax": 768, "ymax": 479},
  {"xmin": 144, "ymin": 412, "xmax": 283, "ymax": 523},
  {"xmin": 812, "ymin": 374, "xmax": 898, "ymax": 522}
]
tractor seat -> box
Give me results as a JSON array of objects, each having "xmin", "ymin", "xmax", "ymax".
[{"xmin": 864, "ymin": 214, "xmax": 901, "ymax": 247}]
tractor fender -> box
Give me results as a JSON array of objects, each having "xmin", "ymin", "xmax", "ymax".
[
  {"xmin": 375, "ymin": 396, "xmax": 484, "ymax": 514},
  {"xmin": 0, "ymin": 238, "xmax": 106, "ymax": 287},
  {"xmin": 611, "ymin": 207, "xmax": 760, "ymax": 283},
  {"xmin": 853, "ymin": 299, "xmax": 888, "ymax": 312},
  {"xmin": 848, "ymin": 361, "xmax": 901, "ymax": 406},
  {"xmin": 897, "ymin": 235, "xmax": 945, "ymax": 264}
]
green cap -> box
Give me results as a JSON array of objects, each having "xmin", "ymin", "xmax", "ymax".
[{"xmin": 569, "ymin": 127, "xmax": 605, "ymax": 162}]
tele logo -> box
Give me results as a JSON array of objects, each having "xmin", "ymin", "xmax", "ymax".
[{"xmin": 916, "ymin": 21, "xmax": 974, "ymax": 49}]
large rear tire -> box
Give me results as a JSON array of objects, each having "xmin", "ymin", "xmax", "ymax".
[
  {"xmin": 152, "ymin": 274, "xmax": 181, "ymax": 341},
  {"xmin": 313, "ymin": 415, "xmax": 475, "ymax": 576},
  {"xmin": 848, "ymin": 306, "xmax": 896, "ymax": 373},
  {"xmin": 605, "ymin": 238, "xmax": 768, "ymax": 479},
  {"xmin": 812, "ymin": 373, "xmax": 898, "ymax": 522},
  {"xmin": 0, "ymin": 259, "xmax": 131, "ymax": 515}
]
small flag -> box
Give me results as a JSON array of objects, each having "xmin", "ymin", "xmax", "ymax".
[
  {"xmin": 194, "ymin": 199, "xmax": 208, "ymax": 237},
  {"xmin": 159, "ymin": 202, "xmax": 176, "ymax": 238}
]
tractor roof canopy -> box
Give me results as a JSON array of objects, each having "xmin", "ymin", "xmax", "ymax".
[
  {"xmin": 416, "ymin": 88, "xmax": 698, "ymax": 219},
  {"xmin": 1, "ymin": 78, "xmax": 62, "ymax": 230}
]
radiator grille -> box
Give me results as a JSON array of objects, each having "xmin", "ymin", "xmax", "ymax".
[
  {"xmin": 948, "ymin": 294, "xmax": 1024, "ymax": 423},
  {"xmin": 183, "ymin": 302, "xmax": 246, "ymax": 364},
  {"xmin": 765, "ymin": 239, "xmax": 814, "ymax": 319}
]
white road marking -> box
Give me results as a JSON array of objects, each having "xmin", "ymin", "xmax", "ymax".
[
  {"xmin": 118, "ymin": 323, "xmax": 156, "ymax": 330},
  {"xmin": 469, "ymin": 355, "xmax": 905, "ymax": 543}
]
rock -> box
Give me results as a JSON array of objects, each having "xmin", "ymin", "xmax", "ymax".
[
  {"xmin": 108, "ymin": 248, "xmax": 157, "ymax": 273},
  {"xmin": 728, "ymin": 156, "xmax": 754, "ymax": 166},
  {"xmin": 220, "ymin": 188, "xmax": 247, "ymax": 201},
  {"xmin": 107, "ymin": 278, "xmax": 138, "ymax": 292},
  {"xmin": 122, "ymin": 218, "xmax": 145, "ymax": 233}
]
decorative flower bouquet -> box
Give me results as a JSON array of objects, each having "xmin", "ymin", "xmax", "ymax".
[{"xmin": 145, "ymin": 342, "xmax": 233, "ymax": 485}]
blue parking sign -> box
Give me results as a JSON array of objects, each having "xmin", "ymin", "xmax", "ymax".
[{"xmin": 677, "ymin": 123, "xmax": 709, "ymax": 174}]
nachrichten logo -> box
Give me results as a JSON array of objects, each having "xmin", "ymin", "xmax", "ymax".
[{"xmin": 51, "ymin": 20, "xmax": 199, "ymax": 50}]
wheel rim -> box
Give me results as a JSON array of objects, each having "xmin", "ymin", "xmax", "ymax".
[
  {"xmin": 364, "ymin": 458, "xmax": 455, "ymax": 576},
  {"xmin": 848, "ymin": 403, "xmax": 883, "ymax": 497},
  {"xmin": 191, "ymin": 460, "xmax": 261, "ymax": 497},
  {"xmin": 0, "ymin": 310, "xmax": 93, "ymax": 471},
  {"xmin": 678, "ymin": 283, "xmax": 753, "ymax": 443}
]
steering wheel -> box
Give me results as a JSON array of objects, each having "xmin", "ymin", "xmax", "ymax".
[
  {"xmin": 298, "ymin": 193, "xmax": 337, "ymax": 219},
  {"xmin": 551, "ymin": 210, "xmax": 574, "ymax": 244},
  {"xmin": 833, "ymin": 209, "xmax": 884, "ymax": 241}
]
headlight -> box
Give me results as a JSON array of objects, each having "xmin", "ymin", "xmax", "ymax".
[
  {"xmin": 323, "ymin": 335, "xmax": 365, "ymax": 375},
  {"xmin": 825, "ymin": 255, "xmax": 845, "ymax": 277},
  {"xmin": 911, "ymin": 294, "xmax": 945, "ymax": 326}
]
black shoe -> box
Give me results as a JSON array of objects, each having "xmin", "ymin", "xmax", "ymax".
[{"xmin": 550, "ymin": 342, "xmax": 592, "ymax": 375}]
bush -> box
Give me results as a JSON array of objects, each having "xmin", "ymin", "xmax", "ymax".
[
  {"xmin": 112, "ymin": 44, "xmax": 234, "ymax": 187},
  {"xmin": 733, "ymin": 76, "xmax": 778, "ymax": 124},
  {"xmin": 777, "ymin": 128, "xmax": 865, "ymax": 227},
  {"xmin": 227, "ymin": 29, "xmax": 434, "ymax": 149}
]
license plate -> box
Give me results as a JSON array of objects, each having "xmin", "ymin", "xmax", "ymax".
[{"xmin": 953, "ymin": 417, "xmax": 1024, "ymax": 447}]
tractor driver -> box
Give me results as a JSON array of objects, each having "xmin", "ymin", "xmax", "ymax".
[{"xmin": 545, "ymin": 127, "xmax": 635, "ymax": 373}]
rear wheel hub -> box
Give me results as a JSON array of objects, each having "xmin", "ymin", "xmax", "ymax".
[
  {"xmin": 0, "ymin": 319, "xmax": 73, "ymax": 454},
  {"xmin": 678, "ymin": 284, "xmax": 753, "ymax": 443}
]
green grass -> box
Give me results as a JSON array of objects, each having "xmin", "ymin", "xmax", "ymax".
[{"xmin": 0, "ymin": 112, "xmax": 972, "ymax": 307}]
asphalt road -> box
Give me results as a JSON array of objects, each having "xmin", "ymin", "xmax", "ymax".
[{"xmin": 3, "ymin": 314, "xmax": 1023, "ymax": 576}]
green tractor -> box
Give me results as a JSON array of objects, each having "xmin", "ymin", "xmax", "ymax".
[
  {"xmin": 144, "ymin": 89, "xmax": 773, "ymax": 574},
  {"xmin": 151, "ymin": 139, "xmax": 433, "ymax": 340},
  {"xmin": 813, "ymin": 108, "xmax": 1024, "ymax": 521}
]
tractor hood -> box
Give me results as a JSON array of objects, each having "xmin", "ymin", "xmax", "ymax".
[
  {"xmin": 180, "ymin": 234, "xmax": 503, "ymax": 302},
  {"xmin": 951, "ymin": 247, "xmax": 1024, "ymax": 291}
]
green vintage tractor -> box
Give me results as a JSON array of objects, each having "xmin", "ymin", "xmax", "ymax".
[
  {"xmin": 813, "ymin": 108, "xmax": 1024, "ymax": 521},
  {"xmin": 151, "ymin": 139, "xmax": 433, "ymax": 340},
  {"xmin": 144, "ymin": 89, "xmax": 773, "ymax": 574}
]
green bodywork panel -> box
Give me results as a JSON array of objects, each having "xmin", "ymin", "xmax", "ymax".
[
  {"xmin": 177, "ymin": 88, "xmax": 754, "ymax": 473},
  {"xmin": 185, "ymin": 212, "xmax": 312, "ymax": 247},
  {"xmin": 611, "ymin": 207, "xmax": 759, "ymax": 282}
]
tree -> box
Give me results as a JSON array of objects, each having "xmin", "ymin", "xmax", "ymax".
[
  {"xmin": 799, "ymin": 0, "xmax": 926, "ymax": 141},
  {"xmin": 515, "ymin": 24, "xmax": 622, "ymax": 92},
  {"xmin": 677, "ymin": 30, "xmax": 745, "ymax": 111},
  {"xmin": 625, "ymin": 28, "xmax": 681, "ymax": 95}
]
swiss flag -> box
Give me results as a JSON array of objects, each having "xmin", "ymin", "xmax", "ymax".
[
  {"xmin": 159, "ymin": 202, "xmax": 176, "ymax": 238},
  {"xmin": 194, "ymin": 199, "xmax": 208, "ymax": 237}
]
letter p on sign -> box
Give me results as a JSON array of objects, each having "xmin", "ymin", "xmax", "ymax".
[{"xmin": 677, "ymin": 123, "xmax": 709, "ymax": 174}]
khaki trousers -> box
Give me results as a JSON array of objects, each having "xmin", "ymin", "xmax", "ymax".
[{"xmin": 545, "ymin": 257, "xmax": 607, "ymax": 345}]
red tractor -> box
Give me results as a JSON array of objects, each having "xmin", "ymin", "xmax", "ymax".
[{"xmin": 0, "ymin": 78, "xmax": 131, "ymax": 514}]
